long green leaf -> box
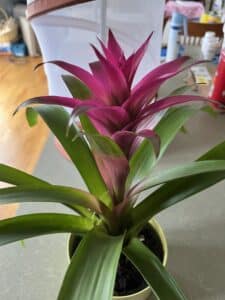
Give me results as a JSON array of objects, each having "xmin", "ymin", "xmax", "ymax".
[
  {"xmin": 126, "ymin": 140, "xmax": 156, "ymax": 189},
  {"xmin": 0, "ymin": 164, "xmax": 49, "ymax": 186},
  {"xmin": 0, "ymin": 164, "xmax": 92, "ymax": 218},
  {"xmin": 58, "ymin": 229, "xmax": 124, "ymax": 300},
  {"xmin": 155, "ymin": 106, "xmax": 196, "ymax": 160},
  {"xmin": 0, "ymin": 213, "xmax": 93, "ymax": 246},
  {"xmin": 126, "ymin": 107, "xmax": 196, "ymax": 191},
  {"xmin": 124, "ymin": 238, "xmax": 187, "ymax": 300},
  {"xmin": 130, "ymin": 141, "xmax": 225, "ymax": 232},
  {"xmin": 134, "ymin": 160, "xmax": 225, "ymax": 194},
  {"xmin": 0, "ymin": 185, "xmax": 101, "ymax": 214},
  {"xmin": 35, "ymin": 106, "xmax": 112, "ymax": 208}
]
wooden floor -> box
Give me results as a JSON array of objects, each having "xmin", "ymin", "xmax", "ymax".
[{"xmin": 0, "ymin": 56, "xmax": 49, "ymax": 219}]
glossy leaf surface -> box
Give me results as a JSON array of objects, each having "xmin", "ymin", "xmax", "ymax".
[
  {"xmin": 155, "ymin": 106, "xmax": 196, "ymax": 160},
  {"xmin": 133, "ymin": 160, "xmax": 225, "ymax": 194},
  {"xmin": 35, "ymin": 106, "xmax": 112, "ymax": 208},
  {"xmin": 62, "ymin": 75, "xmax": 91, "ymax": 99},
  {"xmin": 130, "ymin": 141, "xmax": 225, "ymax": 232},
  {"xmin": 0, "ymin": 213, "xmax": 93, "ymax": 246},
  {"xmin": 0, "ymin": 185, "xmax": 101, "ymax": 213},
  {"xmin": 0, "ymin": 164, "xmax": 48, "ymax": 186},
  {"xmin": 124, "ymin": 238, "xmax": 187, "ymax": 300},
  {"xmin": 58, "ymin": 229, "xmax": 124, "ymax": 300},
  {"xmin": 126, "ymin": 140, "xmax": 156, "ymax": 189}
]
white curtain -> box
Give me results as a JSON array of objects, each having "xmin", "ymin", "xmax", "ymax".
[{"xmin": 29, "ymin": 0, "xmax": 165, "ymax": 96}]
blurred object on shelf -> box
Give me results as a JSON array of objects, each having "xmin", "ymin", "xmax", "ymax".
[
  {"xmin": 160, "ymin": 46, "xmax": 167, "ymax": 61},
  {"xmin": 211, "ymin": 0, "xmax": 225, "ymax": 16},
  {"xmin": 166, "ymin": 12, "xmax": 184, "ymax": 61},
  {"xmin": 165, "ymin": 1, "xmax": 205, "ymax": 61},
  {"xmin": 200, "ymin": 12, "xmax": 222, "ymax": 23},
  {"xmin": 11, "ymin": 42, "xmax": 27, "ymax": 57},
  {"xmin": 0, "ymin": 7, "xmax": 18, "ymax": 44},
  {"xmin": 191, "ymin": 65, "xmax": 212, "ymax": 84},
  {"xmin": 180, "ymin": 21, "xmax": 224, "ymax": 47},
  {"xmin": 0, "ymin": 42, "xmax": 12, "ymax": 55},
  {"xmin": 13, "ymin": 4, "xmax": 40, "ymax": 56},
  {"xmin": 187, "ymin": 21, "xmax": 224, "ymax": 37},
  {"xmin": 201, "ymin": 0, "xmax": 225, "ymax": 23},
  {"xmin": 209, "ymin": 23, "xmax": 225, "ymax": 106},
  {"xmin": 201, "ymin": 31, "xmax": 221, "ymax": 59},
  {"xmin": 165, "ymin": 1, "xmax": 205, "ymax": 19}
]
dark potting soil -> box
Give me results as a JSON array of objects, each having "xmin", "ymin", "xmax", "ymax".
[
  {"xmin": 114, "ymin": 224, "xmax": 164, "ymax": 296},
  {"xmin": 70, "ymin": 223, "xmax": 164, "ymax": 297}
]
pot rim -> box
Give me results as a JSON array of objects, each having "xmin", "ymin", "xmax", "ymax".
[
  {"xmin": 113, "ymin": 218, "xmax": 168, "ymax": 299},
  {"xmin": 68, "ymin": 218, "xmax": 168, "ymax": 299}
]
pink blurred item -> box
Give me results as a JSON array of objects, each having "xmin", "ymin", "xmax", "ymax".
[
  {"xmin": 210, "ymin": 24, "xmax": 225, "ymax": 107},
  {"xmin": 165, "ymin": 1, "xmax": 204, "ymax": 19}
]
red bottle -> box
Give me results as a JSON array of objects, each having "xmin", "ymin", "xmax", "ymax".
[{"xmin": 210, "ymin": 24, "xmax": 225, "ymax": 108}]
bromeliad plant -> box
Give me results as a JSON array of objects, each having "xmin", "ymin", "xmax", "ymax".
[{"xmin": 1, "ymin": 30, "xmax": 225, "ymax": 300}]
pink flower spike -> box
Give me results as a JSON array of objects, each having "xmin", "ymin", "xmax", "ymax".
[
  {"xmin": 35, "ymin": 60, "xmax": 109, "ymax": 104},
  {"xmin": 123, "ymin": 32, "xmax": 154, "ymax": 87},
  {"xmin": 89, "ymin": 61, "xmax": 112, "ymax": 101},
  {"xmin": 140, "ymin": 95, "xmax": 209, "ymax": 120},
  {"xmin": 88, "ymin": 106, "xmax": 130, "ymax": 136},
  {"xmin": 108, "ymin": 29, "xmax": 126, "ymax": 64},
  {"xmin": 123, "ymin": 56, "xmax": 198, "ymax": 113},
  {"xmin": 88, "ymin": 134, "xmax": 129, "ymax": 203},
  {"xmin": 91, "ymin": 44, "xmax": 129, "ymax": 104},
  {"xmin": 97, "ymin": 37, "xmax": 119, "ymax": 67},
  {"xmin": 14, "ymin": 96, "xmax": 102, "ymax": 115}
]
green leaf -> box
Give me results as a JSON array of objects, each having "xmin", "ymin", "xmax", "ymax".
[
  {"xmin": 26, "ymin": 107, "xmax": 39, "ymax": 127},
  {"xmin": 35, "ymin": 106, "xmax": 112, "ymax": 208},
  {"xmin": 126, "ymin": 139, "xmax": 156, "ymax": 189},
  {"xmin": 124, "ymin": 238, "xmax": 187, "ymax": 300},
  {"xmin": 130, "ymin": 140, "xmax": 225, "ymax": 233},
  {"xmin": 0, "ymin": 163, "xmax": 49, "ymax": 186},
  {"xmin": 199, "ymin": 140, "xmax": 225, "ymax": 160},
  {"xmin": 62, "ymin": 74, "xmax": 98, "ymax": 135},
  {"xmin": 58, "ymin": 229, "xmax": 124, "ymax": 300},
  {"xmin": 180, "ymin": 125, "xmax": 188, "ymax": 134},
  {"xmin": 0, "ymin": 213, "xmax": 93, "ymax": 246},
  {"xmin": 134, "ymin": 160, "xmax": 225, "ymax": 194},
  {"xmin": 0, "ymin": 185, "xmax": 102, "ymax": 214},
  {"xmin": 20, "ymin": 240, "xmax": 25, "ymax": 247},
  {"xmin": 62, "ymin": 75, "xmax": 91, "ymax": 100},
  {"xmin": 0, "ymin": 164, "xmax": 92, "ymax": 218},
  {"xmin": 79, "ymin": 115, "xmax": 98, "ymax": 134},
  {"xmin": 155, "ymin": 106, "xmax": 196, "ymax": 160},
  {"xmin": 169, "ymin": 84, "xmax": 194, "ymax": 96},
  {"xmin": 126, "ymin": 106, "xmax": 196, "ymax": 192},
  {"xmin": 88, "ymin": 134, "xmax": 125, "ymax": 157},
  {"xmin": 201, "ymin": 105, "xmax": 218, "ymax": 118}
]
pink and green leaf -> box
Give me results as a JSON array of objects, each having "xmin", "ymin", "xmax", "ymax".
[
  {"xmin": 87, "ymin": 134, "xmax": 129, "ymax": 203},
  {"xmin": 123, "ymin": 32, "xmax": 153, "ymax": 86},
  {"xmin": 35, "ymin": 60, "xmax": 108, "ymax": 103}
]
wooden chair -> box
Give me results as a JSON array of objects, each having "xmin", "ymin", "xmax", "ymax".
[{"xmin": 181, "ymin": 21, "xmax": 224, "ymax": 46}]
